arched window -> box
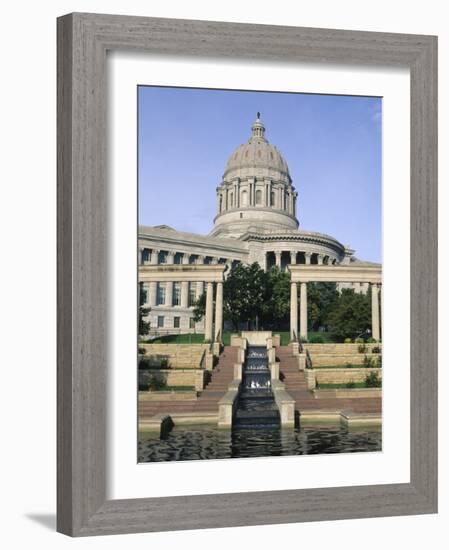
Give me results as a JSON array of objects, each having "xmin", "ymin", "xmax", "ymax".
[
  {"xmin": 255, "ymin": 190, "xmax": 262, "ymax": 205},
  {"xmin": 270, "ymin": 191, "xmax": 275, "ymax": 207},
  {"xmin": 229, "ymin": 192, "xmax": 233, "ymax": 207},
  {"xmin": 241, "ymin": 190, "xmax": 248, "ymax": 206}
]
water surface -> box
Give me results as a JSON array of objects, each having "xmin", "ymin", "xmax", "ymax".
[{"xmin": 139, "ymin": 424, "xmax": 381, "ymax": 462}]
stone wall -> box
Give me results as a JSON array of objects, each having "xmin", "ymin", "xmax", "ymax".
[
  {"xmin": 139, "ymin": 368, "xmax": 205, "ymax": 390},
  {"xmin": 139, "ymin": 343, "xmax": 209, "ymax": 368},
  {"xmin": 311, "ymin": 353, "xmax": 381, "ymax": 367},
  {"xmin": 304, "ymin": 343, "xmax": 381, "ymax": 354},
  {"xmin": 314, "ymin": 367, "xmax": 382, "ymax": 384}
]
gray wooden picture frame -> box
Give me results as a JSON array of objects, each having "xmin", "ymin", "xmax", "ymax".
[{"xmin": 57, "ymin": 12, "xmax": 438, "ymax": 537}]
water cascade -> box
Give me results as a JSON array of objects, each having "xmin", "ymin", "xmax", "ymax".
[{"xmin": 233, "ymin": 346, "xmax": 281, "ymax": 429}]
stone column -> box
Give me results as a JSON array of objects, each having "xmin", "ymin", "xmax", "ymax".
[
  {"xmin": 290, "ymin": 282, "xmax": 298, "ymax": 341},
  {"xmin": 214, "ymin": 282, "xmax": 223, "ymax": 342},
  {"xmin": 181, "ymin": 281, "xmax": 189, "ymax": 308},
  {"xmin": 166, "ymin": 251, "xmax": 175, "ymax": 264},
  {"xmin": 149, "ymin": 281, "xmax": 157, "ymax": 306},
  {"xmin": 304, "ymin": 252, "xmax": 312, "ymax": 265},
  {"xmin": 300, "ymin": 282, "xmax": 308, "ymax": 341},
  {"xmin": 205, "ymin": 282, "xmax": 214, "ymax": 342},
  {"xmin": 166, "ymin": 282, "xmax": 173, "ymax": 307},
  {"xmin": 211, "ymin": 257, "xmax": 218, "ymax": 265},
  {"xmin": 317, "ymin": 254, "xmax": 324, "ymax": 265},
  {"xmin": 371, "ymin": 283, "xmax": 381, "ymax": 341},
  {"xmin": 151, "ymin": 248, "xmax": 159, "ymax": 265},
  {"xmin": 290, "ymin": 251, "xmax": 297, "ymax": 265},
  {"xmin": 182, "ymin": 253, "xmax": 190, "ymax": 265},
  {"xmin": 275, "ymin": 251, "xmax": 282, "ymax": 269}
]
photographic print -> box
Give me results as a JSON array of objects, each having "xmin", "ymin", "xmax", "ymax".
[{"xmin": 137, "ymin": 86, "xmax": 382, "ymax": 462}]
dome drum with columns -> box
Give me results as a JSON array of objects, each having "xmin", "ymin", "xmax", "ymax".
[{"xmin": 138, "ymin": 114, "xmax": 377, "ymax": 335}]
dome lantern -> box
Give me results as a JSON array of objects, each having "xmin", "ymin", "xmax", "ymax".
[{"xmin": 250, "ymin": 112, "xmax": 266, "ymax": 142}]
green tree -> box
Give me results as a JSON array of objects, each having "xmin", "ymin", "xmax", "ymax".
[
  {"xmin": 223, "ymin": 263, "xmax": 268, "ymax": 330},
  {"xmin": 327, "ymin": 288, "xmax": 371, "ymax": 341},
  {"xmin": 307, "ymin": 282, "xmax": 339, "ymax": 331},
  {"xmin": 139, "ymin": 286, "xmax": 151, "ymax": 336},
  {"xmin": 192, "ymin": 291, "xmax": 206, "ymax": 323},
  {"xmin": 262, "ymin": 267, "xmax": 291, "ymax": 329}
]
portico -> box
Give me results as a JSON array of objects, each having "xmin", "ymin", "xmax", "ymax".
[{"xmin": 288, "ymin": 264, "xmax": 382, "ymax": 341}]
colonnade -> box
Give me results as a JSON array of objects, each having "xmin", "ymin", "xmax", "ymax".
[
  {"xmin": 139, "ymin": 247, "xmax": 234, "ymax": 269},
  {"xmin": 288, "ymin": 264, "xmax": 382, "ymax": 342},
  {"xmin": 266, "ymin": 250, "xmax": 338, "ymax": 271},
  {"xmin": 139, "ymin": 264, "xmax": 226, "ymax": 343},
  {"xmin": 217, "ymin": 180, "xmax": 297, "ymax": 216}
]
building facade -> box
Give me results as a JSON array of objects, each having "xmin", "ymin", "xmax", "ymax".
[{"xmin": 139, "ymin": 114, "xmax": 379, "ymax": 335}]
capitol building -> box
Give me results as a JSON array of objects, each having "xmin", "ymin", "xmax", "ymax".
[{"xmin": 138, "ymin": 114, "xmax": 379, "ymax": 335}]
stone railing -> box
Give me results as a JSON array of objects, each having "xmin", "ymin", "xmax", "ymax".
[
  {"xmin": 271, "ymin": 380, "xmax": 295, "ymax": 428},
  {"xmin": 217, "ymin": 380, "xmax": 241, "ymax": 428}
]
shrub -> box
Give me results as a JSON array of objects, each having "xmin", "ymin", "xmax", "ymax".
[
  {"xmin": 365, "ymin": 371, "xmax": 381, "ymax": 387},
  {"xmin": 354, "ymin": 337, "xmax": 364, "ymax": 344},
  {"xmin": 148, "ymin": 377, "xmax": 167, "ymax": 391},
  {"xmin": 367, "ymin": 337, "xmax": 377, "ymax": 343},
  {"xmin": 138, "ymin": 358, "xmax": 150, "ymax": 369},
  {"xmin": 344, "ymin": 337, "xmax": 352, "ymax": 344},
  {"xmin": 346, "ymin": 380, "xmax": 356, "ymax": 389},
  {"xmin": 363, "ymin": 355, "xmax": 375, "ymax": 368},
  {"xmin": 376, "ymin": 355, "xmax": 382, "ymax": 368},
  {"xmin": 138, "ymin": 347, "xmax": 146, "ymax": 355},
  {"xmin": 358, "ymin": 344, "xmax": 367, "ymax": 353},
  {"xmin": 139, "ymin": 381, "xmax": 149, "ymax": 391},
  {"xmin": 160, "ymin": 358, "xmax": 169, "ymax": 368},
  {"xmin": 345, "ymin": 362, "xmax": 353, "ymax": 368},
  {"xmin": 309, "ymin": 335, "xmax": 324, "ymax": 343},
  {"xmin": 300, "ymin": 337, "xmax": 308, "ymax": 344},
  {"xmin": 372, "ymin": 346, "xmax": 381, "ymax": 354}
]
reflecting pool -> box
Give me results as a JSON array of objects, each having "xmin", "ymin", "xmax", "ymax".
[{"xmin": 138, "ymin": 424, "xmax": 381, "ymax": 463}]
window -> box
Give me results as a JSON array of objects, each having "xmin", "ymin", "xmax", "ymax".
[
  {"xmin": 229, "ymin": 192, "xmax": 233, "ymax": 207},
  {"xmin": 189, "ymin": 318, "xmax": 195, "ymax": 329},
  {"xmin": 255, "ymin": 189, "xmax": 262, "ymax": 205},
  {"xmin": 241, "ymin": 190, "xmax": 248, "ymax": 206},
  {"xmin": 156, "ymin": 283, "xmax": 166, "ymax": 305},
  {"xmin": 172, "ymin": 282, "xmax": 181, "ymax": 305},
  {"xmin": 174, "ymin": 253, "xmax": 182, "ymax": 265},
  {"xmin": 174, "ymin": 316, "xmax": 180, "ymax": 329},
  {"xmin": 188, "ymin": 283, "xmax": 196, "ymax": 307},
  {"xmin": 271, "ymin": 191, "xmax": 275, "ymax": 207},
  {"xmin": 157, "ymin": 316, "xmax": 164, "ymax": 328},
  {"xmin": 141, "ymin": 249, "xmax": 150, "ymax": 263},
  {"xmin": 158, "ymin": 251, "xmax": 167, "ymax": 264}
]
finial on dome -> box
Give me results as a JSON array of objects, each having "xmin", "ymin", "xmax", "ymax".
[{"xmin": 251, "ymin": 112, "xmax": 266, "ymax": 141}]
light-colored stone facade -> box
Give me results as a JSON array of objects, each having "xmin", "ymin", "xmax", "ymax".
[{"xmin": 139, "ymin": 114, "xmax": 381, "ymax": 335}]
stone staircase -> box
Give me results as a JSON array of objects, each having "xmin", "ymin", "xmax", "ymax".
[
  {"xmin": 277, "ymin": 344, "xmax": 381, "ymax": 415},
  {"xmin": 139, "ymin": 346, "xmax": 238, "ymax": 419}
]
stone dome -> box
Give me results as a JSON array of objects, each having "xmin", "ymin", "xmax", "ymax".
[
  {"xmin": 211, "ymin": 113, "xmax": 298, "ymax": 239},
  {"xmin": 223, "ymin": 114, "xmax": 291, "ymax": 182}
]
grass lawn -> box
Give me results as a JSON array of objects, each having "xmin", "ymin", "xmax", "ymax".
[
  {"xmin": 277, "ymin": 331, "xmax": 339, "ymax": 345},
  {"xmin": 316, "ymin": 382, "xmax": 381, "ymax": 389},
  {"xmin": 144, "ymin": 331, "xmax": 339, "ymax": 346},
  {"xmin": 139, "ymin": 384, "xmax": 196, "ymax": 392},
  {"xmin": 145, "ymin": 332, "xmax": 232, "ymax": 345}
]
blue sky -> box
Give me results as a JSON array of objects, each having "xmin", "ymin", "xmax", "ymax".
[{"xmin": 138, "ymin": 86, "xmax": 382, "ymax": 262}]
